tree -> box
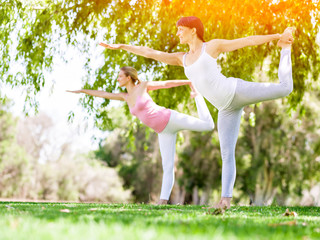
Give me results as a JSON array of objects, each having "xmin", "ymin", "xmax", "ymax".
[
  {"xmin": 94, "ymin": 107, "xmax": 164, "ymax": 202},
  {"xmin": 0, "ymin": 101, "xmax": 131, "ymax": 202},
  {"xmin": 1, "ymin": 0, "xmax": 319, "ymax": 124},
  {"xmin": 2, "ymin": 0, "xmax": 320, "ymax": 205},
  {"xmin": 0, "ymin": 101, "xmax": 34, "ymax": 198},
  {"xmin": 0, "ymin": 0, "xmax": 23, "ymax": 84},
  {"xmin": 176, "ymin": 130, "xmax": 221, "ymax": 204},
  {"xmin": 235, "ymin": 91, "xmax": 320, "ymax": 205}
]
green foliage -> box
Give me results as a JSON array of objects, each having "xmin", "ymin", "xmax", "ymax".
[
  {"xmin": 0, "ymin": 0, "xmax": 23, "ymax": 84},
  {"xmin": 0, "ymin": 203, "xmax": 320, "ymax": 239},
  {"xmin": 95, "ymin": 93, "xmax": 320, "ymax": 205},
  {"xmin": 94, "ymin": 103, "xmax": 220, "ymax": 203},
  {"xmin": 235, "ymin": 92, "xmax": 320, "ymax": 205},
  {"xmin": 0, "ymin": 103, "xmax": 33, "ymax": 198},
  {"xmin": 177, "ymin": 132, "xmax": 221, "ymax": 200},
  {"xmin": 176, "ymin": 100, "xmax": 220, "ymax": 203},
  {"xmin": 1, "ymin": 0, "xmax": 319, "ymax": 125},
  {"xmin": 2, "ymin": 0, "xmax": 320, "ymax": 206},
  {"xmin": 0, "ymin": 103, "xmax": 131, "ymax": 202},
  {"xmin": 95, "ymin": 119, "xmax": 163, "ymax": 202},
  {"xmin": 0, "ymin": 140, "xmax": 32, "ymax": 198}
]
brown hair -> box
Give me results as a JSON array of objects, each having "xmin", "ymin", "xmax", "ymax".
[
  {"xmin": 176, "ymin": 16, "xmax": 205, "ymax": 42},
  {"xmin": 120, "ymin": 66, "xmax": 141, "ymax": 85}
]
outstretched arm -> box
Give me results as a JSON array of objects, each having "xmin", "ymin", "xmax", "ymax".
[
  {"xmin": 99, "ymin": 43, "xmax": 184, "ymax": 66},
  {"xmin": 67, "ymin": 89, "xmax": 126, "ymax": 101},
  {"xmin": 208, "ymin": 27, "xmax": 294, "ymax": 55},
  {"xmin": 145, "ymin": 80, "xmax": 192, "ymax": 91},
  {"xmin": 211, "ymin": 34, "xmax": 281, "ymax": 54}
]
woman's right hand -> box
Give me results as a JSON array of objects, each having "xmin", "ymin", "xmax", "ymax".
[
  {"xmin": 99, "ymin": 42, "xmax": 123, "ymax": 49},
  {"xmin": 280, "ymin": 27, "xmax": 294, "ymax": 44}
]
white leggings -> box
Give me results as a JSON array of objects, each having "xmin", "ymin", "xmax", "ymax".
[
  {"xmin": 218, "ymin": 49, "xmax": 293, "ymax": 197},
  {"xmin": 158, "ymin": 96, "xmax": 214, "ymax": 200}
]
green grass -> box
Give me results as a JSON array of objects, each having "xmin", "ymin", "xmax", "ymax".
[{"xmin": 0, "ymin": 202, "xmax": 319, "ymax": 240}]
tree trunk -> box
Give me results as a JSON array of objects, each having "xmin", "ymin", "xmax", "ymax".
[
  {"xmin": 200, "ymin": 188, "xmax": 211, "ymax": 205},
  {"xmin": 192, "ymin": 186, "xmax": 199, "ymax": 205}
]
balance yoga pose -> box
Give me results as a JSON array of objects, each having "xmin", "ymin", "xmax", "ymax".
[
  {"xmin": 99, "ymin": 16, "xmax": 294, "ymax": 208},
  {"xmin": 68, "ymin": 66, "xmax": 214, "ymax": 204}
]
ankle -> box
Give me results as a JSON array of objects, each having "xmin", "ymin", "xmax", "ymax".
[
  {"xmin": 157, "ymin": 199, "xmax": 168, "ymax": 205},
  {"xmin": 221, "ymin": 197, "xmax": 232, "ymax": 201}
]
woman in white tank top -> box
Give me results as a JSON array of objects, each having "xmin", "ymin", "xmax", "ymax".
[{"xmin": 99, "ymin": 16, "xmax": 294, "ymax": 209}]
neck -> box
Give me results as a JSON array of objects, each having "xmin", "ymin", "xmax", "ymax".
[
  {"xmin": 125, "ymin": 81, "xmax": 136, "ymax": 94},
  {"xmin": 187, "ymin": 38, "xmax": 204, "ymax": 53}
]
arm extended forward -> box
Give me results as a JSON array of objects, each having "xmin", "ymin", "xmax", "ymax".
[
  {"xmin": 99, "ymin": 43, "xmax": 184, "ymax": 66},
  {"xmin": 67, "ymin": 89, "xmax": 126, "ymax": 101}
]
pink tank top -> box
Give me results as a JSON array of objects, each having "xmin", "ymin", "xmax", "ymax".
[{"xmin": 128, "ymin": 94, "xmax": 171, "ymax": 133}]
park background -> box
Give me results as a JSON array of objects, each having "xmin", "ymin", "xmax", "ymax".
[{"xmin": 1, "ymin": 0, "xmax": 320, "ymax": 206}]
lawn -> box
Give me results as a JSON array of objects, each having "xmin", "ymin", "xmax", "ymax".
[{"xmin": 0, "ymin": 202, "xmax": 319, "ymax": 240}]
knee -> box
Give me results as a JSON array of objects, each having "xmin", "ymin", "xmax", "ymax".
[
  {"xmin": 282, "ymin": 84, "xmax": 293, "ymax": 97},
  {"xmin": 209, "ymin": 121, "xmax": 215, "ymax": 130},
  {"xmin": 206, "ymin": 121, "xmax": 215, "ymax": 131},
  {"xmin": 220, "ymin": 149, "xmax": 235, "ymax": 163},
  {"xmin": 162, "ymin": 163, "xmax": 174, "ymax": 173}
]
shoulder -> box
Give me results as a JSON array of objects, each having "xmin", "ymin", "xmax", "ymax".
[
  {"xmin": 118, "ymin": 92, "xmax": 128, "ymax": 101},
  {"xmin": 168, "ymin": 51, "xmax": 187, "ymax": 66},
  {"xmin": 175, "ymin": 51, "xmax": 187, "ymax": 59},
  {"xmin": 205, "ymin": 39, "xmax": 221, "ymax": 48},
  {"xmin": 143, "ymin": 81, "xmax": 156, "ymax": 91},
  {"xmin": 174, "ymin": 51, "xmax": 187, "ymax": 56},
  {"xmin": 205, "ymin": 39, "xmax": 222, "ymax": 57},
  {"xmin": 139, "ymin": 81, "xmax": 148, "ymax": 88},
  {"xmin": 133, "ymin": 81, "xmax": 150, "ymax": 92}
]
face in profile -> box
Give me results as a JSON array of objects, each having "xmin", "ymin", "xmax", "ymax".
[
  {"xmin": 176, "ymin": 26, "xmax": 193, "ymax": 44},
  {"xmin": 117, "ymin": 70, "xmax": 130, "ymax": 87}
]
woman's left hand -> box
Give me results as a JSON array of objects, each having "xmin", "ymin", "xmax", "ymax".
[
  {"xmin": 189, "ymin": 83, "xmax": 200, "ymax": 98},
  {"xmin": 66, "ymin": 90, "xmax": 82, "ymax": 94},
  {"xmin": 190, "ymin": 91, "xmax": 198, "ymax": 98}
]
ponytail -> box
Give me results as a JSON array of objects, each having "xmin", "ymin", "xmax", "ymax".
[{"xmin": 120, "ymin": 66, "xmax": 141, "ymax": 85}]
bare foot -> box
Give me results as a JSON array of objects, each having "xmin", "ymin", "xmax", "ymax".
[
  {"xmin": 215, "ymin": 197, "xmax": 231, "ymax": 209},
  {"xmin": 202, "ymin": 197, "xmax": 232, "ymax": 210},
  {"xmin": 157, "ymin": 199, "xmax": 168, "ymax": 205}
]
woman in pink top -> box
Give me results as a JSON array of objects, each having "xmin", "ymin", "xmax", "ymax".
[{"xmin": 68, "ymin": 66, "xmax": 214, "ymax": 204}]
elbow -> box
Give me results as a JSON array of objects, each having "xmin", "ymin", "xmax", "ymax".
[
  {"xmin": 279, "ymin": 83, "xmax": 293, "ymax": 97},
  {"xmin": 205, "ymin": 120, "xmax": 215, "ymax": 131},
  {"xmin": 144, "ymin": 47, "xmax": 156, "ymax": 59},
  {"xmin": 284, "ymin": 85, "xmax": 293, "ymax": 97},
  {"xmin": 246, "ymin": 36, "xmax": 256, "ymax": 46},
  {"xmin": 279, "ymin": 78, "xmax": 293, "ymax": 97}
]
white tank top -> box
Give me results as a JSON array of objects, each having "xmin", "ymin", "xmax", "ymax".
[{"xmin": 183, "ymin": 43, "xmax": 238, "ymax": 111}]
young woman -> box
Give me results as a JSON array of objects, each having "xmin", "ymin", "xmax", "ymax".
[
  {"xmin": 99, "ymin": 16, "xmax": 294, "ymax": 208},
  {"xmin": 68, "ymin": 66, "xmax": 214, "ymax": 204}
]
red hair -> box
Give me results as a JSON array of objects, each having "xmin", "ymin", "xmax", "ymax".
[{"xmin": 176, "ymin": 16, "xmax": 205, "ymax": 42}]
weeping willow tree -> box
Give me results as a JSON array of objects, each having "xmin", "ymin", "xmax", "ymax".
[
  {"xmin": 1, "ymin": 0, "xmax": 319, "ymax": 124},
  {"xmin": 1, "ymin": 0, "xmax": 320, "ymax": 204}
]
